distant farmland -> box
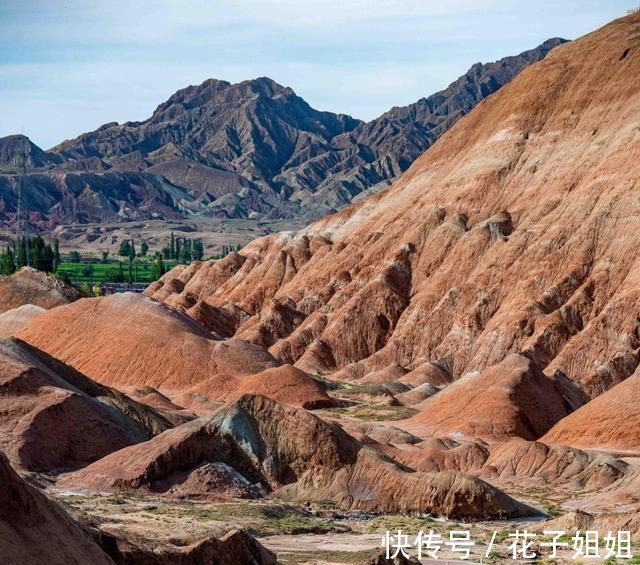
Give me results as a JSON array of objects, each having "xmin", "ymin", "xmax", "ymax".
[{"xmin": 56, "ymin": 261, "xmax": 171, "ymax": 285}]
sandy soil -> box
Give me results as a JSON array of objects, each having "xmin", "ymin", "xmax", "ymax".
[
  {"xmin": 50, "ymin": 490, "xmax": 640, "ymax": 564},
  {"xmin": 0, "ymin": 217, "xmax": 305, "ymax": 258}
]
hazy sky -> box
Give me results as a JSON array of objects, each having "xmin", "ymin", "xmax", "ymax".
[{"xmin": 0, "ymin": 0, "xmax": 633, "ymax": 149}]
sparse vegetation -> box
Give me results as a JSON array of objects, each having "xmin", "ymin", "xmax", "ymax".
[
  {"xmin": 365, "ymin": 514, "xmax": 435, "ymax": 534},
  {"xmin": 328, "ymin": 403, "xmax": 418, "ymax": 421},
  {"xmin": 61, "ymin": 496, "xmax": 350, "ymax": 538},
  {"xmin": 278, "ymin": 549, "xmax": 379, "ymax": 564}
]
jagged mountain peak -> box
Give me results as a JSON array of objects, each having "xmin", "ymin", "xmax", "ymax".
[
  {"xmin": 147, "ymin": 11, "xmax": 640, "ymax": 448},
  {"xmin": 148, "ymin": 76, "xmax": 307, "ymax": 121},
  {"xmin": 0, "ymin": 38, "xmax": 566, "ymax": 226},
  {"xmin": 0, "ymin": 134, "xmax": 60, "ymax": 169}
]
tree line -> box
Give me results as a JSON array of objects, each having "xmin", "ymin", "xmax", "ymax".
[
  {"xmin": 1, "ymin": 232, "xmax": 240, "ymax": 283},
  {"xmin": 213, "ymin": 244, "xmax": 243, "ymax": 258},
  {"xmin": 0, "ymin": 236, "xmax": 61, "ymax": 275},
  {"xmin": 160, "ymin": 233, "xmax": 204, "ymax": 263}
]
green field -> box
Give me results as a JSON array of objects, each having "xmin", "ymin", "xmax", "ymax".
[{"xmin": 56, "ymin": 261, "xmax": 174, "ymax": 285}]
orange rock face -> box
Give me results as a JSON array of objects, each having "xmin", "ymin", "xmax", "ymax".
[
  {"xmin": 218, "ymin": 364, "xmax": 336, "ymax": 409},
  {"xmin": 0, "ymin": 337, "xmax": 171, "ymax": 472},
  {"xmin": 63, "ymin": 394, "xmax": 532, "ymax": 519},
  {"xmin": 146, "ymin": 13, "xmax": 640, "ymax": 448},
  {"xmin": 10, "ymin": 13, "xmax": 640, "ymax": 534},
  {"xmin": 542, "ymin": 369, "xmax": 640, "ymax": 450},
  {"xmin": 17, "ymin": 292, "xmax": 278, "ymax": 393},
  {"xmin": 16, "ymin": 293, "xmax": 342, "ymax": 411},
  {"xmin": 481, "ymin": 438, "xmax": 628, "ymax": 489},
  {"xmin": 403, "ymin": 354, "xmax": 571, "ymax": 442},
  {"xmin": 0, "ymin": 450, "xmax": 113, "ymax": 565},
  {"xmin": 0, "ymin": 267, "xmax": 82, "ymax": 313}
]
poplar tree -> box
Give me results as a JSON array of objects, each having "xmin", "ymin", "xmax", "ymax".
[{"xmin": 53, "ymin": 238, "xmax": 61, "ymax": 272}]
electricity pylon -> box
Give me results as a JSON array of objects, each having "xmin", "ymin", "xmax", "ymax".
[{"xmin": 14, "ymin": 137, "xmax": 30, "ymax": 268}]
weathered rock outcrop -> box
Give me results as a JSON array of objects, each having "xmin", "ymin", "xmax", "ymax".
[
  {"xmin": 481, "ymin": 438, "xmax": 628, "ymax": 488},
  {"xmin": 17, "ymin": 292, "xmax": 278, "ymax": 393},
  {"xmin": 0, "ymin": 450, "xmax": 276, "ymax": 565},
  {"xmin": 0, "ymin": 267, "xmax": 81, "ymax": 313},
  {"xmin": 0, "ymin": 134, "xmax": 61, "ymax": 170},
  {"xmin": 217, "ymin": 364, "xmax": 336, "ymax": 409},
  {"xmin": 0, "ymin": 337, "xmax": 172, "ymax": 471},
  {"xmin": 63, "ymin": 395, "xmax": 531, "ymax": 519},
  {"xmin": 0, "ymin": 304, "xmax": 45, "ymax": 337},
  {"xmin": 148, "ymin": 14, "xmax": 640, "ymax": 440},
  {"xmin": 16, "ymin": 293, "xmax": 341, "ymax": 410},
  {"xmin": 542, "ymin": 368, "xmax": 640, "ymax": 450},
  {"xmin": 382, "ymin": 436, "xmax": 629, "ymax": 496},
  {"xmin": 537, "ymin": 510, "xmax": 640, "ymax": 540},
  {"xmin": 0, "ymin": 451, "xmax": 114, "ymax": 565},
  {"xmin": 94, "ymin": 528, "xmax": 276, "ymax": 565},
  {"xmin": 394, "ymin": 382, "xmax": 440, "ymax": 406},
  {"xmin": 403, "ymin": 354, "xmax": 571, "ymax": 441}
]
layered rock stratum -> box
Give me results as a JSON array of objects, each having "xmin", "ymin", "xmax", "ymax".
[
  {"xmin": 93, "ymin": 528, "xmax": 277, "ymax": 565},
  {"xmin": 4, "ymin": 14, "xmax": 640, "ymax": 562},
  {"xmin": 0, "ymin": 447, "xmax": 276, "ymax": 565},
  {"xmin": 147, "ymin": 12, "xmax": 640, "ymax": 446},
  {"xmin": 542, "ymin": 369, "xmax": 640, "ymax": 450},
  {"xmin": 0, "ymin": 337, "xmax": 172, "ymax": 471},
  {"xmin": 64, "ymin": 394, "xmax": 531, "ymax": 519},
  {"xmin": 17, "ymin": 292, "xmax": 335, "ymax": 410}
]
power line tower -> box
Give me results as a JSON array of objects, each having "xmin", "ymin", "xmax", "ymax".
[{"xmin": 14, "ymin": 137, "xmax": 30, "ymax": 268}]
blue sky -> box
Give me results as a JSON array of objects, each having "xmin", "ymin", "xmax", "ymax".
[{"xmin": 0, "ymin": 0, "xmax": 633, "ymax": 149}]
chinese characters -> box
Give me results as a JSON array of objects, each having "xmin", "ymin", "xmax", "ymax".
[{"xmin": 381, "ymin": 529, "xmax": 633, "ymax": 561}]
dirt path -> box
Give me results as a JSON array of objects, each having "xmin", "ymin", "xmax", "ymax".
[{"xmin": 259, "ymin": 532, "xmax": 381, "ymax": 554}]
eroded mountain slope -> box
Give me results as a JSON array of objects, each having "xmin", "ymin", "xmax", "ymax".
[
  {"xmin": 0, "ymin": 337, "xmax": 172, "ymax": 471},
  {"xmin": 63, "ymin": 394, "xmax": 532, "ymax": 519},
  {"xmin": 16, "ymin": 292, "xmax": 338, "ymax": 411},
  {"xmin": 0, "ymin": 267, "xmax": 82, "ymax": 313},
  {"xmin": 0, "ymin": 450, "xmax": 114, "ymax": 565},
  {"xmin": 147, "ymin": 12, "xmax": 640, "ymax": 445}
]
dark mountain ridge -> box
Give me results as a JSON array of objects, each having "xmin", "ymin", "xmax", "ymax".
[{"xmin": 0, "ymin": 39, "xmax": 566, "ymax": 227}]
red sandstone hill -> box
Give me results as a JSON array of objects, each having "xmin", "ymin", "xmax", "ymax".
[
  {"xmin": 0, "ymin": 337, "xmax": 172, "ymax": 472},
  {"xmin": 0, "ymin": 267, "xmax": 82, "ymax": 313},
  {"xmin": 216, "ymin": 364, "xmax": 335, "ymax": 409},
  {"xmin": 16, "ymin": 292, "xmax": 338, "ymax": 410},
  {"xmin": 146, "ymin": 13, "xmax": 640, "ymax": 446},
  {"xmin": 542, "ymin": 368, "xmax": 640, "ymax": 451},
  {"xmin": 63, "ymin": 394, "xmax": 532, "ymax": 519},
  {"xmin": 17, "ymin": 292, "xmax": 278, "ymax": 392},
  {"xmin": 0, "ymin": 448, "xmax": 276, "ymax": 565},
  {"xmin": 0, "ymin": 450, "xmax": 113, "ymax": 565},
  {"xmin": 402, "ymin": 354, "xmax": 572, "ymax": 442},
  {"xmin": 383, "ymin": 436, "xmax": 628, "ymax": 493},
  {"xmin": 100, "ymin": 529, "xmax": 277, "ymax": 565}
]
